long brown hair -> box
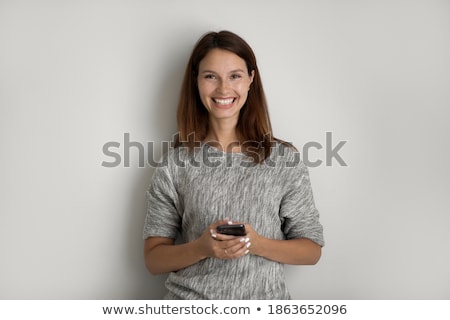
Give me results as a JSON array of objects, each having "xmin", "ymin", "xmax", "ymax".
[{"xmin": 175, "ymin": 30, "xmax": 283, "ymax": 162}]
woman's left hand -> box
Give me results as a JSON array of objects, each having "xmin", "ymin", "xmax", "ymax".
[{"xmin": 239, "ymin": 223, "xmax": 263, "ymax": 256}]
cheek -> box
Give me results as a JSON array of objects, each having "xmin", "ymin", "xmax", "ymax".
[
  {"xmin": 236, "ymin": 84, "xmax": 250, "ymax": 98},
  {"xmin": 236, "ymin": 79, "xmax": 252, "ymax": 93},
  {"xmin": 197, "ymin": 82, "xmax": 213, "ymax": 98}
]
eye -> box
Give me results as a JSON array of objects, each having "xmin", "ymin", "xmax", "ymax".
[
  {"xmin": 230, "ymin": 73, "xmax": 242, "ymax": 80},
  {"xmin": 204, "ymin": 74, "xmax": 216, "ymax": 80}
]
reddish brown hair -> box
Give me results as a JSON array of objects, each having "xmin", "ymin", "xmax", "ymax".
[{"xmin": 175, "ymin": 30, "xmax": 283, "ymax": 162}]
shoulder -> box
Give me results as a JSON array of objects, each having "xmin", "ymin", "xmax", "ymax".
[
  {"xmin": 273, "ymin": 139, "xmax": 298, "ymax": 153},
  {"xmin": 268, "ymin": 139, "xmax": 301, "ymax": 163},
  {"xmin": 265, "ymin": 139, "xmax": 312, "ymax": 175}
]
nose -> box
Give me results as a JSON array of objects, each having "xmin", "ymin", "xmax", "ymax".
[{"xmin": 216, "ymin": 79, "xmax": 230, "ymax": 94}]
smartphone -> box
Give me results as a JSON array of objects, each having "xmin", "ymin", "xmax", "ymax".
[{"xmin": 216, "ymin": 224, "xmax": 247, "ymax": 236}]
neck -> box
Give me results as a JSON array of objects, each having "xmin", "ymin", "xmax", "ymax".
[{"xmin": 204, "ymin": 118, "xmax": 241, "ymax": 152}]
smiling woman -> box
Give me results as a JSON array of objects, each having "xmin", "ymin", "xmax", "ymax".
[
  {"xmin": 175, "ymin": 30, "xmax": 274, "ymax": 161},
  {"xmin": 143, "ymin": 30, "xmax": 324, "ymax": 300}
]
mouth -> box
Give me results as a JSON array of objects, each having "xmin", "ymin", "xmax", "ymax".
[{"xmin": 212, "ymin": 98, "xmax": 236, "ymax": 106}]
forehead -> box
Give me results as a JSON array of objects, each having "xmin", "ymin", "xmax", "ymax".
[{"xmin": 198, "ymin": 49, "xmax": 247, "ymax": 72}]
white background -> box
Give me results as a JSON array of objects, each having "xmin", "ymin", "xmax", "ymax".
[{"xmin": 1, "ymin": 0, "xmax": 449, "ymax": 299}]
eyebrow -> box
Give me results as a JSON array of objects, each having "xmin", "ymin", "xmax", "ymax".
[{"xmin": 200, "ymin": 69, "xmax": 246, "ymax": 74}]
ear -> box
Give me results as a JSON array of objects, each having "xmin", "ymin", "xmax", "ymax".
[{"xmin": 249, "ymin": 70, "xmax": 255, "ymax": 85}]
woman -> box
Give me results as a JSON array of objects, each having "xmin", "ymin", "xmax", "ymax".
[{"xmin": 143, "ymin": 30, "xmax": 324, "ymax": 299}]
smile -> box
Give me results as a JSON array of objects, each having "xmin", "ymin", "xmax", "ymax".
[{"xmin": 213, "ymin": 98, "xmax": 235, "ymax": 105}]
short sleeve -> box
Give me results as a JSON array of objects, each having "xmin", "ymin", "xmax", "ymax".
[
  {"xmin": 143, "ymin": 163, "xmax": 181, "ymax": 240},
  {"xmin": 279, "ymin": 161, "xmax": 324, "ymax": 247}
]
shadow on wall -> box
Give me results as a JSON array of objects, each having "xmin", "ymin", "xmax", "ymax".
[{"xmin": 124, "ymin": 31, "xmax": 196, "ymax": 299}]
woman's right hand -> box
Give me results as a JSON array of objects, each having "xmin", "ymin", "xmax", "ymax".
[{"xmin": 195, "ymin": 219, "xmax": 251, "ymax": 260}]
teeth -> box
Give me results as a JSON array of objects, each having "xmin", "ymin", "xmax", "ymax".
[{"xmin": 214, "ymin": 98, "xmax": 234, "ymax": 105}]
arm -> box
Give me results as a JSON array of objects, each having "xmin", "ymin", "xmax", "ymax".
[
  {"xmin": 243, "ymin": 224, "xmax": 322, "ymax": 265},
  {"xmin": 253, "ymin": 154, "xmax": 324, "ymax": 265},
  {"xmin": 144, "ymin": 237, "xmax": 205, "ymax": 275}
]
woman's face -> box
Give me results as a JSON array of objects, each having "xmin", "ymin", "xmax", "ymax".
[{"xmin": 197, "ymin": 49, "xmax": 254, "ymax": 124}]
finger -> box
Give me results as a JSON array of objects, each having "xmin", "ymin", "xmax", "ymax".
[
  {"xmin": 226, "ymin": 244, "xmax": 250, "ymax": 258},
  {"xmin": 233, "ymin": 237, "xmax": 251, "ymax": 252},
  {"xmin": 213, "ymin": 232, "xmax": 239, "ymax": 241},
  {"xmin": 223, "ymin": 237, "xmax": 251, "ymax": 257},
  {"xmin": 215, "ymin": 245, "xmax": 232, "ymax": 260}
]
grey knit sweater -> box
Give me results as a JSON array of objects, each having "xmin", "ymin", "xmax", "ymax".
[{"xmin": 143, "ymin": 142, "xmax": 324, "ymax": 299}]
